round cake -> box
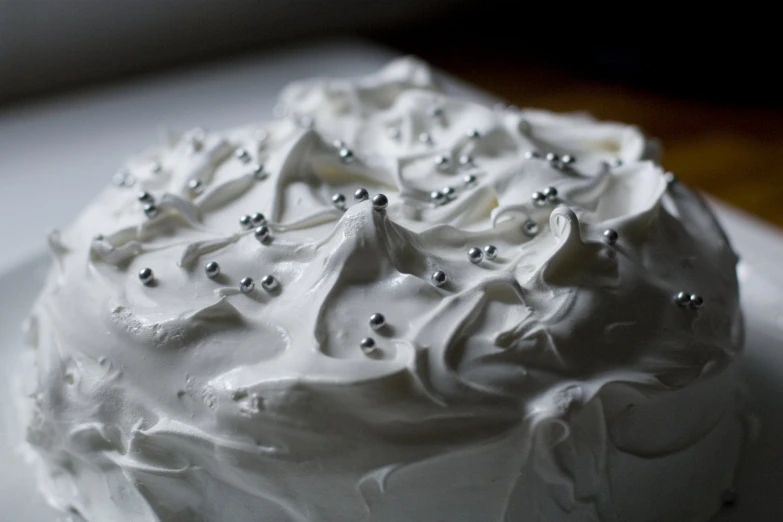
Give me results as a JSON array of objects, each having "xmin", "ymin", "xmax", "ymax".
[{"xmin": 16, "ymin": 58, "xmax": 746, "ymax": 522}]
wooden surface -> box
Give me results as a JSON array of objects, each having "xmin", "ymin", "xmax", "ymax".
[{"xmin": 386, "ymin": 40, "xmax": 783, "ymax": 228}]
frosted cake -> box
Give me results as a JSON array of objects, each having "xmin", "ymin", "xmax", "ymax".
[{"xmin": 15, "ymin": 58, "xmax": 746, "ymax": 522}]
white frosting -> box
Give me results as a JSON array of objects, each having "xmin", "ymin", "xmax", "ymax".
[{"xmin": 17, "ymin": 58, "xmax": 745, "ymax": 522}]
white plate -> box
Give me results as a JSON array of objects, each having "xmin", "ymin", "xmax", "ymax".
[{"xmin": 1, "ymin": 39, "xmax": 782, "ymax": 521}]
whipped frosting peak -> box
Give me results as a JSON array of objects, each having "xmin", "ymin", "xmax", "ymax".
[{"xmin": 17, "ymin": 58, "xmax": 744, "ymax": 522}]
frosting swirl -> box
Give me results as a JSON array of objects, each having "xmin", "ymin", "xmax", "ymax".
[{"xmin": 18, "ymin": 58, "xmax": 744, "ymax": 522}]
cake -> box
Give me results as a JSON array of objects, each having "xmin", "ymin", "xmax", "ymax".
[{"xmin": 16, "ymin": 58, "xmax": 746, "ymax": 522}]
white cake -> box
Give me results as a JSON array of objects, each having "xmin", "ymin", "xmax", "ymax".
[{"xmin": 16, "ymin": 58, "xmax": 747, "ymax": 522}]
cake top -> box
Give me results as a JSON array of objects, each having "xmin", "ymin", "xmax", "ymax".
[{"xmin": 27, "ymin": 58, "xmax": 742, "ymax": 520}]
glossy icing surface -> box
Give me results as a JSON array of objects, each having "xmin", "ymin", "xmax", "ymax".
[{"xmin": 16, "ymin": 58, "xmax": 744, "ymax": 522}]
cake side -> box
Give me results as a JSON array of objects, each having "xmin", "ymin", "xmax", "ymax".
[{"xmin": 17, "ymin": 58, "xmax": 745, "ymax": 522}]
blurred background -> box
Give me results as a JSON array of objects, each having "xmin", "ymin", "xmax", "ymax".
[{"xmin": 1, "ymin": 2, "xmax": 781, "ymax": 225}]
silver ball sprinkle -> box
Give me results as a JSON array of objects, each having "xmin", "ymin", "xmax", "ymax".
[
  {"xmin": 674, "ymin": 291, "xmax": 692, "ymax": 307},
  {"xmin": 332, "ymin": 193, "xmax": 347, "ymax": 210},
  {"xmin": 187, "ymin": 179, "xmax": 203, "ymax": 195},
  {"xmin": 524, "ymin": 151, "xmax": 541, "ymax": 160},
  {"xmin": 463, "ymin": 174, "xmax": 477, "ymax": 187},
  {"xmin": 252, "ymin": 163, "xmax": 266, "ymax": 181},
  {"xmin": 138, "ymin": 267, "xmax": 154, "ymax": 286},
  {"xmin": 372, "ymin": 194, "xmax": 388, "ymax": 211},
  {"xmin": 419, "ymin": 132, "xmax": 433, "ymax": 145},
  {"xmin": 603, "ymin": 229, "xmax": 619, "ymax": 245},
  {"xmin": 430, "ymin": 190, "xmax": 446, "ymax": 206},
  {"xmin": 466, "ymin": 129, "xmax": 482, "ymax": 139},
  {"xmin": 205, "ymin": 261, "xmax": 220, "ymax": 279},
  {"xmin": 524, "ymin": 219, "xmax": 539, "ymax": 236},
  {"xmin": 664, "ymin": 171, "xmax": 677, "ymax": 185},
  {"xmin": 562, "ymin": 154, "xmax": 576, "ymax": 164},
  {"xmin": 483, "ymin": 245, "xmax": 498, "ymax": 260},
  {"xmin": 235, "ymin": 148, "xmax": 251, "ymax": 163},
  {"xmin": 458, "ymin": 154, "xmax": 473, "ymax": 167},
  {"xmin": 442, "ymin": 186, "xmax": 456, "ymax": 199},
  {"xmin": 369, "ymin": 313, "xmax": 386, "ymax": 330},
  {"xmin": 468, "ymin": 247, "xmax": 484, "ymax": 264},
  {"xmin": 239, "ymin": 277, "xmax": 255, "ymax": 293},
  {"xmin": 354, "ymin": 188, "xmax": 369, "ymax": 201},
  {"xmin": 251, "ymin": 212, "xmax": 266, "ymax": 225},
  {"xmin": 261, "ymin": 275, "xmax": 279, "ymax": 291},
  {"xmin": 333, "ymin": 140, "xmax": 346, "ymax": 149},
  {"xmin": 339, "ymin": 147, "xmax": 355, "ymax": 163},
  {"xmin": 435, "ymin": 155, "xmax": 450, "ymax": 170},
  {"xmin": 690, "ymin": 294, "xmax": 704, "ymax": 309},
  {"xmin": 254, "ymin": 225, "xmax": 270, "ymax": 243},
  {"xmin": 431, "ymin": 270, "xmax": 447, "ymax": 287},
  {"xmin": 239, "ymin": 215, "xmax": 253, "ymax": 229},
  {"xmin": 546, "ymin": 152, "xmax": 560, "ymax": 162},
  {"xmin": 360, "ymin": 337, "xmax": 377, "ymax": 353},
  {"xmin": 143, "ymin": 203, "xmax": 159, "ymax": 219},
  {"xmin": 532, "ymin": 191, "xmax": 547, "ymax": 206},
  {"xmin": 138, "ymin": 191, "xmax": 154, "ymax": 204},
  {"xmin": 542, "ymin": 186, "xmax": 558, "ymax": 203}
]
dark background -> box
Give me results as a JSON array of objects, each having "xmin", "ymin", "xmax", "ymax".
[{"xmin": 1, "ymin": 3, "xmax": 781, "ymax": 225}]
